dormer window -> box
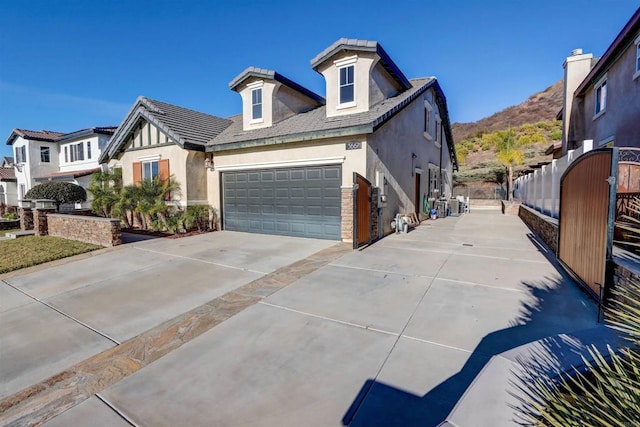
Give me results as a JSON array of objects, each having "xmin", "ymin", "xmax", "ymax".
[
  {"xmin": 339, "ymin": 65, "xmax": 355, "ymax": 105},
  {"xmin": 251, "ymin": 88, "xmax": 263, "ymax": 121}
]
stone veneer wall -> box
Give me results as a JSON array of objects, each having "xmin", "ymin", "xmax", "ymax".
[
  {"xmin": 502, "ymin": 200, "xmax": 520, "ymax": 215},
  {"xmin": 0, "ymin": 219, "xmax": 20, "ymax": 230},
  {"xmin": 34, "ymin": 209, "xmax": 55, "ymax": 236},
  {"xmin": 341, "ymin": 187, "xmax": 354, "ymax": 242},
  {"xmin": 613, "ymin": 261, "xmax": 640, "ymax": 293},
  {"xmin": 518, "ymin": 205, "xmax": 559, "ymax": 254},
  {"xmin": 371, "ymin": 187, "xmax": 380, "ymax": 241},
  {"xmin": 47, "ymin": 214, "xmax": 122, "ymax": 247},
  {"xmin": 20, "ymin": 208, "xmax": 33, "ymax": 231}
]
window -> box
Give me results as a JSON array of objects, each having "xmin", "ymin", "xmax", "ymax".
[
  {"xmin": 339, "ymin": 65, "xmax": 355, "ymax": 104},
  {"xmin": 40, "ymin": 146, "xmax": 50, "ymax": 163},
  {"xmin": 435, "ymin": 116, "xmax": 442, "ymax": 147},
  {"xmin": 424, "ymin": 101, "xmax": 432, "ymax": 139},
  {"xmin": 142, "ymin": 160, "xmax": 159, "ymax": 181},
  {"xmin": 86, "ymin": 141, "xmax": 92, "ymax": 159},
  {"xmin": 69, "ymin": 142, "xmax": 84, "ymax": 162},
  {"xmin": 64, "ymin": 146, "xmax": 68, "ymax": 163},
  {"xmin": 15, "ymin": 146, "xmax": 26, "ymax": 163},
  {"xmin": 594, "ymin": 78, "xmax": 607, "ymax": 117},
  {"xmin": 251, "ymin": 88, "xmax": 262, "ymax": 121},
  {"xmin": 635, "ymin": 35, "xmax": 640, "ymax": 78}
]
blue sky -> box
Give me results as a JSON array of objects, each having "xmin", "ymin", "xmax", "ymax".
[{"xmin": 0, "ymin": 1, "xmax": 637, "ymax": 159}]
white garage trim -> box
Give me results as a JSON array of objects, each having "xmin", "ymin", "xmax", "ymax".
[{"xmin": 215, "ymin": 156, "xmax": 345, "ymax": 172}]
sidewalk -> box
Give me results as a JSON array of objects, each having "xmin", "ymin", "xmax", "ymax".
[{"xmin": 39, "ymin": 210, "xmax": 600, "ymax": 426}]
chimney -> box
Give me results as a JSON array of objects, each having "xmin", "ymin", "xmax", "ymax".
[{"xmin": 562, "ymin": 48, "xmax": 593, "ymax": 154}]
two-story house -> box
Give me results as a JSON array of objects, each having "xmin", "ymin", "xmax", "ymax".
[
  {"xmin": 5, "ymin": 127, "xmax": 117, "ymax": 203},
  {"xmin": 102, "ymin": 38, "xmax": 457, "ymax": 245},
  {"xmin": 0, "ymin": 156, "xmax": 17, "ymax": 206}
]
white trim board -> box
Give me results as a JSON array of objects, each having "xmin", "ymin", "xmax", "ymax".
[{"xmin": 214, "ymin": 156, "xmax": 346, "ymax": 171}]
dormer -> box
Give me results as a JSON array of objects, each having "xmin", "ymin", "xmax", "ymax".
[
  {"xmin": 229, "ymin": 67, "xmax": 324, "ymax": 131},
  {"xmin": 310, "ymin": 38, "xmax": 412, "ymax": 118}
]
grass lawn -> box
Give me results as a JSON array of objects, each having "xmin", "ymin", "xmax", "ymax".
[
  {"xmin": 0, "ymin": 228, "xmax": 20, "ymax": 237},
  {"xmin": 0, "ymin": 236, "xmax": 101, "ymax": 274}
]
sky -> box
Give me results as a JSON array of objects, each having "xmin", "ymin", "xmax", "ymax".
[{"xmin": 0, "ymin": 0, "xmax": 638, "ymax": 160}]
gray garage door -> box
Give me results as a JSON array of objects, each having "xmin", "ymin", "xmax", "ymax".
[{"xmin": 222, "ymin": 165, "xmax": 342, "ymax": 240}]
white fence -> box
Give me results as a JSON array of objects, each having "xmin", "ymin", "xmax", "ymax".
[{"xmin": 515, "ymin": 140, "xmax": 594, "ymax": 219}]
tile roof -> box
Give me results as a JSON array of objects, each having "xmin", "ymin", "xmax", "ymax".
[
  {"xmin": 6, "ymin": 127, "xmax": 118, "ymax": 145},
  {"xmin": 1, "ymin": 156, "xmax": 13, "ymax": 167},
  {"xmin": 0, "ymin": 167, "xmax": 16, "ymax": 181},
  {"xmin": 100, "ymin": 97, "xmax": 233, "ymax": 162},
  {"xmin": 35, "ymin": 167, "xmax": 101, "ymax": 180},
  {"xmin": 228, "ymin": 67, "xmax": 324, "ymax": 104},
  {"xmin": 13, "ymin": 129, "xmax": 65, "ymax": 142},
  {"xmin": 208, "ymin": 77, "xmax": 434, "ymax": 149}
]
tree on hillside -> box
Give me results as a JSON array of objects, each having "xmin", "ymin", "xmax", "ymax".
[
  {"xmin": 88, "ymin": 168, "xmax": 122, "ymax": 217},
  {"xmin": 25, "ymin": 181, "xmax": 87, "ymax": 211},
  {"xmin": 489, "ymin": 128, "xmax": 524, "ymax": 201}
]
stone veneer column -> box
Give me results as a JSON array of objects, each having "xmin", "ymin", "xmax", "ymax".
[
  {"xmin": 33, "ymin": 209, "xmax": 55, "ymax": 236},
  {"xmin": 341, "ymin": 187, "xmax": 354, "ymax": 242},
  {"xmin": 19, "ymin": 208, "xmax": 34, "ymax": 231},
  {"xmin": 370, "ymin": 187, "xmax": 380, "ymax": 241}
]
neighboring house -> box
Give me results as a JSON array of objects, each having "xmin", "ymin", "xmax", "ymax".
[
  {"xmin": 562, "ymin": 7, "xmax": 640, "ymax": 153},
  {"xmin": 0, "ymin": 165, "xmax": 17, "ymax": 206},
  {"xmin": 5, "ymin": 127, "xmax": 117, "ymax": 204},
  {"xmin": 101, "ymin": 38, "xmax": 458, "ymax": 244},
  {"xmin": 100, "ymin": 98, "xmax": 232, "ymax": 206}
]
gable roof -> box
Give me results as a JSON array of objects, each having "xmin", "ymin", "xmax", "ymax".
[
  {"xmin": 310, "ymin": 38, "xmax": 411, "ymax": 91},
  {"xmin": 6, "ymin": 127, "xmax": 117, "ymax": 146},
  {"xmin": 0, "ymin": 167, "xmax": 16, "ymax": 181},
  {"xmin": 229, "ymin": 67, "xmax": 325, "ymax": 104},
  {"xmin": 100, "ymin": 97, "xmax": 233, "ymax": 163},
  {"xmin": 207, "ymin": 77, "xmax": 458, "ymax": 170},
  {"xmin": 576, "ymin": 7, "xmax": 640, "ymax": 96},
  {"xmin": 1, "ymin": 156, "xmax": 13, "ymax": 167}
]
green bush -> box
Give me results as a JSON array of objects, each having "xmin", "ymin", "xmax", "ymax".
[
  {"xmin": 2, "ymin": 212, "xmax": 18, "ymax": 220},
  {"xmin": 549, "ymin": 129, "xmax": 563, "ymax": 141},
  {"xmin": 181, "ymin": 205, "xmax": 211, "ymax": 232},
  {"xmin": 25, "ymin": 181, "xmax": 86, "ymax": 211}
]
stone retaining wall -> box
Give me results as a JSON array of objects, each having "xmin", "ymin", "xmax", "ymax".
[
  {"xmin": 341, "ymin": 187, "xmax": 353, "ymax": 242},
  {"xmin": 47, "ymin": 214, "xmax": 121, "ymax": 247},
  {"xmin": 34, "ymin": 209, "xmax": 55, "ymax": 236},
  {"xmin": 501, "ymin": 200, "xmax": 520, "ymax": 215},
  {"xmin": 613, "ymin": 260, "xmax": 640, "ymax": 293},
  {"xmin": 20, "ymin": 208, "xmax": 33, "ymax": 231},
  {"xmin": 0, "ymin": 219, "xmax": 19, "ymax": 230},
  {"xmin": 518, "ymin": 205, "xmax": 558, "ymax": 254}
]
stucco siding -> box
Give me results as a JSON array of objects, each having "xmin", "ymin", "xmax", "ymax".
[{"xmin": 369, "ymin": 61, "xmax": 403, "ymax": 106}]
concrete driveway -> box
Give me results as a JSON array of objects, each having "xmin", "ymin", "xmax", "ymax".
[
  {"xmin": 25, "ymin": 210, "xmax": 600, "ymax": 426},
  {"xmin": 0, "ymin": 232, "xmax": 335, "ymax": 403}
]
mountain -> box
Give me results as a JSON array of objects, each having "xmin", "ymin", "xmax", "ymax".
[{"xmin": 452, "ymin": 80, "xmax": 563, "ymax": 144}]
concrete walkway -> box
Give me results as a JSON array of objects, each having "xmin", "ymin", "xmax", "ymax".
[{"xmin": 2, "ymin": 211, "xmax": 601, "ymax": 426}]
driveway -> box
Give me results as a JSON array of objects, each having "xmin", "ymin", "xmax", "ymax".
[
  {"xmin": 0, "ymin": 232, "xmax": 335, "ymax": 403},
  {"xmin": 24, "ymin": 210, "xmax": 600, "ymax": 426}
]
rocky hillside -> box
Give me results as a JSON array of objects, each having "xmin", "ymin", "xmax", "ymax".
[{"xmin": 452, "ymin": 80, "xmax": 563, "ymax": 144}]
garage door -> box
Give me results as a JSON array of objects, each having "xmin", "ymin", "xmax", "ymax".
[{"xmin": 222, "ymin": 165, "xmax": 342, "ymax": 240}]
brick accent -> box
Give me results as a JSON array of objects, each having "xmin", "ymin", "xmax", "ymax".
[
  {"xmin": 370, "ymin": 187, "xmax": 380, "ymax": 240},
  {"xmin": 19, "ymin": 208, "xmax": 33, "ymax": 231},
  {"xmin": 341, "ymin": 187, "xmax": 354, "ymax": 242},
  {"xmin": 518, "ymin": 205, "xmax": 558, "ymax": 253},
  {"xmin": 47, "ymin": 214, "xmax": 122, "ymax": 247},
  {"xmin": 33, "ymin": 209, "xmax": 55, "ymax": 236}
]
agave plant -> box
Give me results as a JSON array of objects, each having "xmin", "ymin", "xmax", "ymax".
[
  {"xmin": 615, "ymin": 196, "xmax": 640, "ymax": 254},
  {"xmin": 520, "ymin": 275, "xmax": 640, "ymax": 426}
]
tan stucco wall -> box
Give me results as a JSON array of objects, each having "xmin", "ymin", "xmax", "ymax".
[
  {"xmin": 570, "ymin": 43, "xmax": 640, "ymax": 149},
  {"xmin": 108, "ymin": 124, "xmax": 206, "ymax": 206},
  {"xmin": 206, "ymin": 137, "xmax": 367, "ymax": 217},
  {"xmin": 369, "ymin": 61, "xmax": 403, "ymax": 106},
  {"xmin": 562, "ymin": 52, "xmax": 594, "ymax": 153},
  {"xmin": 367, "ymin": 87, "xmax": 453, "ymax": 235}
]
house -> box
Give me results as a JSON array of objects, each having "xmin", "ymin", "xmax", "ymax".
[
  {"xmin": 99, "ymin": 98, "xmax": 233, "ymax": 207},
  {"xmin": 562, "ymin": 7, "xmax": 640, "ymax": 153},
  {"xmin": 101, "ymin": 38, "xmax": 458, "ymax": 244},
  {"xmin": 5, "ymin": 127, "xmax": 117, "ymax": 204}
]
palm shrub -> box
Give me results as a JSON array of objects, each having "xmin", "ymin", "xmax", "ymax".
[
  {"xmin": 181, "ymin": 205, "xmax": 211, "ymax": 232},
  {"xmin": 88, "ymin": 169, "xmax": 122, "ymax": 217},
  {"xmin": 520, "ymin": 276, "xmax": 640, "ymax": 426},
  {"xmin": 25, "ymin": 181, "xmax": 86, "ymax": 211}
]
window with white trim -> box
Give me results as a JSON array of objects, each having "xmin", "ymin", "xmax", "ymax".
[
  {"xmin": 69, "ymin": 142, "xmax": 84, "ymax": 162},
  {"xmin": 40, "ymin": 146, "xmax": 50, "ymax": 163},
  {"xmin": 142, "ymin": 160, "xmax": 159, "ymax": 181},
  {"xmin": 424, "ymin": 101, "xmax": 433, "ymax": 139},
  {"xmin": 435, "ymin": 116, "xmax": 442, "ymax": 147},
  {"xmin": 251, "ymin": 88, "xmax": 262, "ymax": 120},
  {"xmin": 594, "ymin": 78, "xmax": 607, "ymax": 117},
  {"xmin": 15, "ymin": 146, "xmax": 26, "ymax": 163},
  {"xmin": 64, "ymin": 146, "xmax": 68, "ymax": 163},
  {"xmin": 635, "ymin": 35, "xmax": 640, "ymax": 78},
  {"xmin": 339, "ymin": 65, "xmax": 355, "ymax": 104},
  {"xmin": 86, "ymin": 141, "xmax": 92, "ymax": 159}
]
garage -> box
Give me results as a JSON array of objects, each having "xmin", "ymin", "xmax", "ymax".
[{"xmin": 222, "ymin": 165, "xmax": 342, "ymax": 240}]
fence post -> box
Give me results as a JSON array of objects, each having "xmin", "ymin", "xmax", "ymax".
[
  {"xmin": 551, "ymin": 159, "xmax": 558, "ymax": 218},
  {"xmin": 533, "ymin": 170, "xmax": 538, "ymax": 212},
  {"xmin": 541, "ymin": 165, "xmax": 547, "ymax": 215}
]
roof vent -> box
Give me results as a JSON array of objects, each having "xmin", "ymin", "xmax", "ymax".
[{"xmin": 571, "ymin": 48, "xmax": 583, "ymax": 56}]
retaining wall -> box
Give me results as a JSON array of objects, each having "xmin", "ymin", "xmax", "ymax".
[
  {"xmin": 47, "ymin": 214, "xmax": 121, "ymax": 247},
  {"xmin": 518, "ymin": 205, "xmax": 559, "ymax": 253}
]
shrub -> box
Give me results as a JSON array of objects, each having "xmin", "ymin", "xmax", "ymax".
[
  {"xmin": 25, "ymin": 181, "xmax": 86, "ymax": 211},
  {"xmin": 2, "ymin": 212, "xmax": 17, "ymax": 220},
  {"xmin": 181, "ymin": 205, "xmax": 211, "ymax": 232},
  {"xmin": 549, "ymin": 130, "xmax": 563, "ymax": 141}
]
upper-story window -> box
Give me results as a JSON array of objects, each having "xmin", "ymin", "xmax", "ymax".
[
  {"xmin": 435, "ymin": 116, "xmax": 442, "ymax": 148},
  {"xmin": 339, "ymin": 65, "xmax": 355, "ymax": 105},
  {"xmin": 87, "ymin": 141, "xmax": 92, "ymax": 159},
  {"xmin": 424, "ymin": 101, "xmax": 433, "ymax": 140},
  {"xmin": 594, "ymin": 77, "xmax": 607, "ymax": 118},
  {"xmin": 15, "ymin": 146, "xmax": 26, "ymax": 163},
  {"xmin": 251, "ymin": 88, "xmax": 263, "ymax": 121},
  {"xmin": 40, "ymin": 146, "xmax": 50, "ymax": 163},
  {"xmin": 142, "ymin": 160, "xmax": 159, "ymax": 181},
  {"xmin": 635, "ymin": 35, "xmax": 640, "ymax": 79},
  {"xmin": 69, "ymin": 142, "xmax": 84, "ymax": 162}
]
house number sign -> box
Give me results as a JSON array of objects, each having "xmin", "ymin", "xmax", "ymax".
[{"xmin": 346, "ymin": 141, "xmax": 362, "ymax": 150}]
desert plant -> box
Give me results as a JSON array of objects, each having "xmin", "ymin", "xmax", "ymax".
[
  {"xmin": 88, "ymin": 168, "xmax": 122, "ymax": 217},
  {"xmin": 519, "ymin": 275, "xmax": 640, "ymax": 426},
  {"xmin": 25, "ymin": 181, "xmax": 86, "ymax": 211}
]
